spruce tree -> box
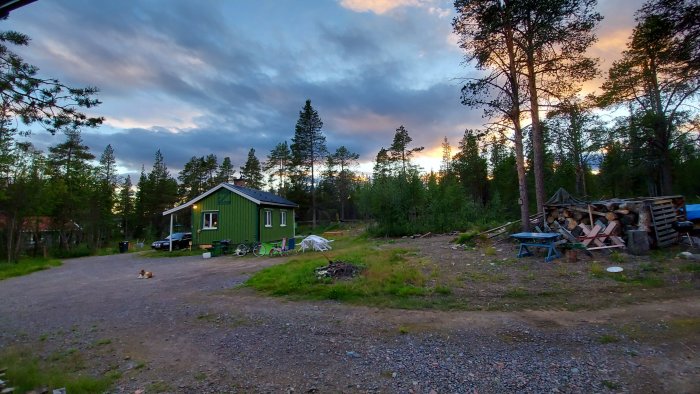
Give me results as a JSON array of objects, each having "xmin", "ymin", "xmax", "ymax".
[
  {"xmin": 290, "ymin": 99, "xmax": 327, "ymax": 227},
  {"xmin": 240, "ymin": 148, "xmax": 263, "ymax": 190}
]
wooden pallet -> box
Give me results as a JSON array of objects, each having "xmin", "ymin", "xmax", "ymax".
[{"xmin": 649, "ymin": 199, "xmax": 679, "ymax": 248}]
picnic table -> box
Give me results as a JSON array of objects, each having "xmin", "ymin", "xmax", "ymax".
[{"xmin": 510, "ymin": 232, "xmax": 561, "ymax": 262}]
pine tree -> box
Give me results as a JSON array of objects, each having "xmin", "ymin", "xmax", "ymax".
[
  {"xmin": 145, "ymin": 150, "xmax": 178, "ymax": 238},
  {"xmin": 290, "ymin": 99, "xmax": 327, "ymax": 227},
  {"xmin": 453, "ymin": 0, "xmax": 531, "ymax": 229},
  {"xmin": 439, "ymin": 137, "xmax": 453, "ymax": 177},
  {"xmin": 332, "ymin": 146, "xmax": 360, "ymax": 220},
  {"xmin": 453, "ymin": 129, "xmax": 489, "ymax": 205},
  {"xmin": 240, "ymin": 148, "xmax": 263, "ymax": 189},
  {"xmin": 217, "ymin": 157, "xmax": 235, "ymax": 184},
  {"xmin": 264, "ymin": 142, "xmax": 291, "ymax": 192},
  {"xmin": 117, "ymin": 175, "xmax": 134, "ymax": 239},
  {"xmin": 388, "ymin": 125, "xmax": 423, "ymax": 177},
  {"xmin": 47, "ymin": 129, "xmax": 96, "ymax": 250}
]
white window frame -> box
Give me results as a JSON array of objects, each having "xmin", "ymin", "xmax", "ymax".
[
  {"xmin": 280, "ymin": 210, "xmax": 287, "ymax": 227},
  {"xmin": 264, "ymin": 210, "xmax": 272, "ymax": 227},
  {"xmin": 203, "ymin": 211, "xmax": 219, "ymax": 230}
]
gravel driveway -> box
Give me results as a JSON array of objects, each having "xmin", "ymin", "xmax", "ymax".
[{"xmin": 0, "ymin": 251, "xmax": 698, "ymax": 393}]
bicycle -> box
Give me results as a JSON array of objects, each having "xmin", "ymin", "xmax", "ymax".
[{"xmin": 234, "ymin": 240, "xmax": 262, "ymax": 257}]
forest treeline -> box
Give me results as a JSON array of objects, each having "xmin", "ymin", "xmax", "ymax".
[{"xmin": 1, "ymin": 0, "xmax": 698, "ymax": 262}]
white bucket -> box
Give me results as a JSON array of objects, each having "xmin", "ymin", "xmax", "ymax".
[{"xmin": 202, "ymin": 252, "xmax": 211, "ymax": 259}]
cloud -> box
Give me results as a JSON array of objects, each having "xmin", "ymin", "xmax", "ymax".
[
  {"xmin": 5, "ymin": 0, "xmax": 641, "ymax": 178},
  {"xmin": 339, "ymin": 0, "xmax": 421, "ymax": 14}
]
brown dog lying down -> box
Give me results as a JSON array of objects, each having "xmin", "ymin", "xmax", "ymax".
[{"xmin": 138, "ymin": 269, "xmax": 153, "ymax": 279}]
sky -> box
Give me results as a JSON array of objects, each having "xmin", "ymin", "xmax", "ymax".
[{"xmin": 4, "ymin": 0, "xmax": 647, "ymax": 178}]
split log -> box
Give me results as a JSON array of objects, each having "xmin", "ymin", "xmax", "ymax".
[
  {"xmin": 565, "ymin": 218, "xmax": 578, "ymax": 231},
  {"xmin": 605, "ymin": 212, "xmax": 618, "ymax": 222},
  {"xmin": 569, "ymin": 206, "xmax": 607, "ymax": 217},
  {"xmin": 604, "ymin": 202, "xmax": 619, "ymax": 211},
  {"xmin": 614, "ymin": 209, "xmax": 630, "ymax": 215}
]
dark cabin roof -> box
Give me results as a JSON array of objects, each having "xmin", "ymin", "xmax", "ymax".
[
  {"xmin": 162, "ymin": 183, "xmax": 298, "ymax": 216},
  {"xmin": 224, "ymin": 183, "xmax": 298, "ymax": 208}
]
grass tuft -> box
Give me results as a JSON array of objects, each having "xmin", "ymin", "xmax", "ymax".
[
  {"xmin": 598, "ymin": 334, "xmax": 620, "ymax": 344},
  {"xmin": 0, "ymin": 347, "xmax": 115, "ymax": 393},
  {"xmin": 0, "ymin": 258, "xmax": 62, "ymax": 280}
]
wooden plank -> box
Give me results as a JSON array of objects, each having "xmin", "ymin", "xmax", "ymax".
[{"xmin": 587, "ymin": 244, "xmax": 625, "ymax": 251}]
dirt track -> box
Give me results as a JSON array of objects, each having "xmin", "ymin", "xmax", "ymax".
[{"xmin": 0, "ymin": 247, "xmax": 698, "ymax": 393}]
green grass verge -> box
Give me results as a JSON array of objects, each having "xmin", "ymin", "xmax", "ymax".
[
  {"xmin": 0, "ymin": 258, "xmax": 62, "ymax": 280},
  {"xmin": 0, "ymin": 347, "xmax": 115, "ymax": 393},
  {"xmin": 245, "ymin": 237, "xmax": 456, "ymax": 309}
]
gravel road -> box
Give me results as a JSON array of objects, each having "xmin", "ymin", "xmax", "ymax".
[{"xmin": 0, "ymin": 251, "xmax": 698, "ymax": 393}]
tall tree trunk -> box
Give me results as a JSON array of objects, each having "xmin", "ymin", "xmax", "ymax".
[
  {"xmin": 311, "ymin": 162, "xmax": 316, "ymax": 229},
  {"xmin": 526, "ymin": 57, "xmax": 546, "ymax": 216},
  {"xmin": 513, "ymin": 126, "xmax": 531, "ymax": 231},
  {"xmin": 504, "ymin": 16, "xmax": 531, "ymax": 231}
]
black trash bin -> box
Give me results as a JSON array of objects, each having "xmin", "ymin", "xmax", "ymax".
[
  {"xmin": 220, "ymin": 239, "xmax": 231, "ymax": 255},
  {"xmin": 119, "ymin": 241, "xmax": 129, "ymax": 253}
]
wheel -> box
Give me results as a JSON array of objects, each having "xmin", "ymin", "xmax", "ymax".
[
  {"xmin": 252, "ymin": 243, "xmax": 262, "ymax": 257},
  {"xmin": 234, "ymin": 244, "xmax": 248, "ymax": 256}
]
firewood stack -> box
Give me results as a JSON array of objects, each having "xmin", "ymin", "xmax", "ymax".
[{"xmin": 543, "ymin": 191, "xmax": 686, "ymax": 249}]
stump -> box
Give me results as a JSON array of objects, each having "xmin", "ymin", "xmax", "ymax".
[{"xmin": 627, "ymin": 230, "xmax": 650, "ymax": 255}]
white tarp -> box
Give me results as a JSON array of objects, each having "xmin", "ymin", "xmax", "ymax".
[{"xmin": 299, "ymin": 235, "xmax": 334, "ymax": 252}]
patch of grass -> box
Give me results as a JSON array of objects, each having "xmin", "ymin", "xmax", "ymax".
[
  {"xmin": 134, "ymin": 361, "xmax": 146, "ymax": 370},
  {"xmin": 398, "ymin": 325, "xmax": 410, "ymax": 334},
  {"xmin": 104, "ymin": 370, "xmax": 122, "ymax": 380},
  {"xmin": 669, "ymin": 318, "xmax": 700, "ymax": 337},
  {"xmin": 461, "ymin": 271, "xmax": 507, "ymax": 283},
  {"xmin": 194, "ymin": 371, "xmax": 207, "ymax": 381},
  {"xmin": 246, "ymin": 241, "xmax": 435, "ymax": 308},
  {"xmin": 94, "ymin": 338, "xmax": 112, "ymax": 346},
  {"xmin": 484, "ymin": 246, "xmax": 497, "ymax": 256},
  {"xmin": 598, "ymin": 334, "xmax": 620, "ymax": 344},
  {"xmin": 612, "ymin": 273, "xmax": 665, "ymax": 288},
  {"xmin": 195, "ymin": 312, "xmax": 247, "ymax": 328},
  {"xmin": 601, "ymin": 380, "xmax": 622, "ymax": 390},
  {"xmin": 649, "ymin": 248, "xmax": 675, "ymax": 262},
  {"xmin": 0, "ymin": 347, "xmax": 115, "ymax": 393},
  {"xmin": 454, "ymin": 231, "xmax": 478, "ymax": 246},
  {"xmin": 609, "ymin": 251, "xmax": 625, "ymax": 264},
  {"xmin": 679, "ymin": 262, "xmax": 700, "ymax": 272},
  {"xmin": 504, "ymin": 287, "xmax": 529, "ymax": 298},
  {"xmin": 434, "ymin": 285, "xmax": 452, "ymax": 295},
  {"xmin": 638, "ymin": 262, "xmax": 664, "ymax": 273},
  {"xmin": 148, "ymin": 380, "xmax": 172, "ymax": 393},
  {"xmin": 589, "ymin": 262, "xmax": 605, "ymax": 278},
  {"xmin": 0, "ymin": 258, "xmax": 62, "ymax": 280}
]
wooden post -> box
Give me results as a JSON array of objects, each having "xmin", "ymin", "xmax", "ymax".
[{"xmin": 169, "ymin": 213, "xmax": 174, "ymax": 252}]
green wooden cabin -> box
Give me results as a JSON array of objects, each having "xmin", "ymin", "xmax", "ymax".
[{"xmin": 162, "ymin": 183, "xmax": 298, "ymax": 247}]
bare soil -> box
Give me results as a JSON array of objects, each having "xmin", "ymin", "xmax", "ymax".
[{"xmin": 0, "ymin": 237, "xmax": 698, "ymax": 393}]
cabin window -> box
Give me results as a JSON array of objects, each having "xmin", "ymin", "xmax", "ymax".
[
  {"xmin": 265, "ymin": 210, "xmax": 272, "ymax": 227},
  {"xmin": 280, "ymin": 210, "xmax": 287, "ymax": 227},
  {"xmin": 203, "ymin": 211, "xmax": 219, "ymax": 230}
]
